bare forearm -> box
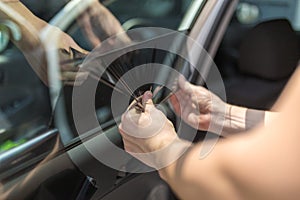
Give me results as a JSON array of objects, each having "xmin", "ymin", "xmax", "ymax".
[
  {"xmin": 158, "ymin": 140, "xmax": 238, "ymax": 200},
  {"xmin": 158, "ymin": 142, "xmax": 205, "ymax": 200},
  {"xmin": 0, "ymin": 0, "xmax": 47, "ymax": 49}
]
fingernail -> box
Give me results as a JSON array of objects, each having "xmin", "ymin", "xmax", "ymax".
[{"xmin": 142, "ymin": 91, "xmax": 153, "ymax": 104}]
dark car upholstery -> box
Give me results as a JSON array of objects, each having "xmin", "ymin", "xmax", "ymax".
[
  {"xmin": 217, "ymin": 19, "xmax": 300, "ymax": 109},
  {"xmin": 238, "ymin": 19, "xmax": 299, "ymax": 80}
]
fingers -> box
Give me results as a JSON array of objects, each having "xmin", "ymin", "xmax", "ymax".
[
  {"xmin": 61, "ymin": 65, "xmax": 80, "ymax": 72},
  {"xmin": 170, "ymin": 87, "xmax": 193, "ymax": 115},
  {"xmin": 61, "ymin": 71, "xmax": 89, "ymax": 86},
  {"xmin": 127, "ymin": 91, "xmax": 154, "ymax": 112},
  {"xmin": 142, "ymin": 91, "xmax": 153, "ymax": 106},
  {"xmin": 169, "ymin": 94, "xmax": 181, "ymax": 116},
  {"xmin": 178, "ymin": 75, "xmax": 193, "ymax": 94},
  {"xmin": 61, "ymin": 71, "xmax": 89, "ymax": 81},
  {"xmin": 125, "ymin": 91, "xmax": 154, "ymax": 123},
  {"xmin": 121, "ymin": 91, "xmax": 167, "ymax": 139}
]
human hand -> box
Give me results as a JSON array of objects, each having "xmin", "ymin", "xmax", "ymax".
[
  {"xmin": 170, "ymin": 76, "xmax": 227, "ymax": 132},
  {"xmin": 39, "ymin": 25, "xmax": 90, "ymax": 86},
  {"xmin": 0, "ymin": 1, "xmax": 89, "ymax": 86},
  {"xmin": 56, "ymin": 33, "xmax": 89, "ymax": 86},
  {"xmin": 119, "ymin": 91, "xmax": 184, "ymax": 168},
  {"xmin": 78, "ymin": 1, "xmax": 131, "ymax": 48}
]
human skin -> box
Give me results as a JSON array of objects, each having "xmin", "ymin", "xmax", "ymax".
[
  {"xmin": 169, "ymin": 75, "xmax": 278, "ymax": 136},
  {"xmin": 0, "ymin": 0, "xmax": 90, "ymax": 85},
  {"xmin": 77, "ymin": 0, "xmax": 131, "ymax": 48},
  {"xmin": 119, "ymin": 67, "xmax": 300, "ymax": 199},
  {"xmin": 0, "ymin": 0, "xmax": 129, "ymax": 85}
]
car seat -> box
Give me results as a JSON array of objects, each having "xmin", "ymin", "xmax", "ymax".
[{"xmin": 224, "ymin": 19, "xmax": 300, "ymax": 109}]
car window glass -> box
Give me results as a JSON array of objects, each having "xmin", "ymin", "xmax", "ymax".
[
  {"xmin": 236, "ymin": 3, "xmax": 260, "ymax": 24},
  {"xmin": 0, "ymin": 0, "xmax": 195, "ymax": 151},
  {"xmin": 0, "ymin": 9, "xmax": 52, "ymax": 153},
  {"xmin": 237, "ymin": 0, "xmax": 300, "ymax": 30},
  {"xmin": 42, "ymin": 0, "xmax": 194, "ymax": 145}
]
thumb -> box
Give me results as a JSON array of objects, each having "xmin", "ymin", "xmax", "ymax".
[{"xmin": 142, "ymin": 91, "xmax": 153, "ymax": 106}]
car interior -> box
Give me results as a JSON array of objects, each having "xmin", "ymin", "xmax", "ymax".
[
  {"xmin": 0, "ymin": 0, "xmax": 300, "ymax": 199},
  {"xmin": 215, "ymin": 0, "xmax": 300, "ymax": 110},
  {"xmin": 0, "ymin": 0, "xmax": 195, "ymax": 199}
]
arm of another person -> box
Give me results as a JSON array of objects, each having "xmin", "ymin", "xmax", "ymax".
[
  {"xmin": 78, "ymin": 0, "xmax": 131, "ymax": 48},
  {"xmin": 0, "ymin": 0, "xmax": 88, "ymax": 85},
  {"xmin": 160, "ymin": 68, "xmax": 300, "ymax": 200}
]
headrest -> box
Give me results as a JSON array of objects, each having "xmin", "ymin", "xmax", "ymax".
[{"xmin": 238, "ymin": 19, "xmax": 299, "ymax": 80}]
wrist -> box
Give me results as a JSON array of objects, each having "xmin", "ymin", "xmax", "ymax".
[
  {"xmin": 245, "ymin": 109, "xmax": 265, "ymax": 130},
  {"xmin": 222, "ymin": 104, "xmax": 247, "ymax": 136},
  {"xmin": 157, "ymin": 138, "xmax": 192, "ymax": 179},
  {"xmin": 229, "ymin": 105, "xmax": 247, "ymax": 130}
]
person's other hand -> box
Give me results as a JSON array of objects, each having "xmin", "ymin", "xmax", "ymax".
[
  {"xmin": 170, "ymin": 76, "xmax": 227, "ymax": 132},
  {"xmin": 39, "ymin": 25, "xmax": 90, "ymax": 86},
  {"xmin": 0, "ymin": 0, "xmax": 89, "ymax": 86},
  {"xmin": 78, "ymin": 1, "xmax": 131, "ymax": 48},
  {"xmin": 119, "ymin": 91, "xmax": 180, "ymax": 168},
  {"xmin": 45, "ymin": 25, "xmax": 89, "ymax": 86}
]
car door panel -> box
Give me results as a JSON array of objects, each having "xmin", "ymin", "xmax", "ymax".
[{"xmin": 100, "ymin": 172, "xmax": 176, "ymax": 200}]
